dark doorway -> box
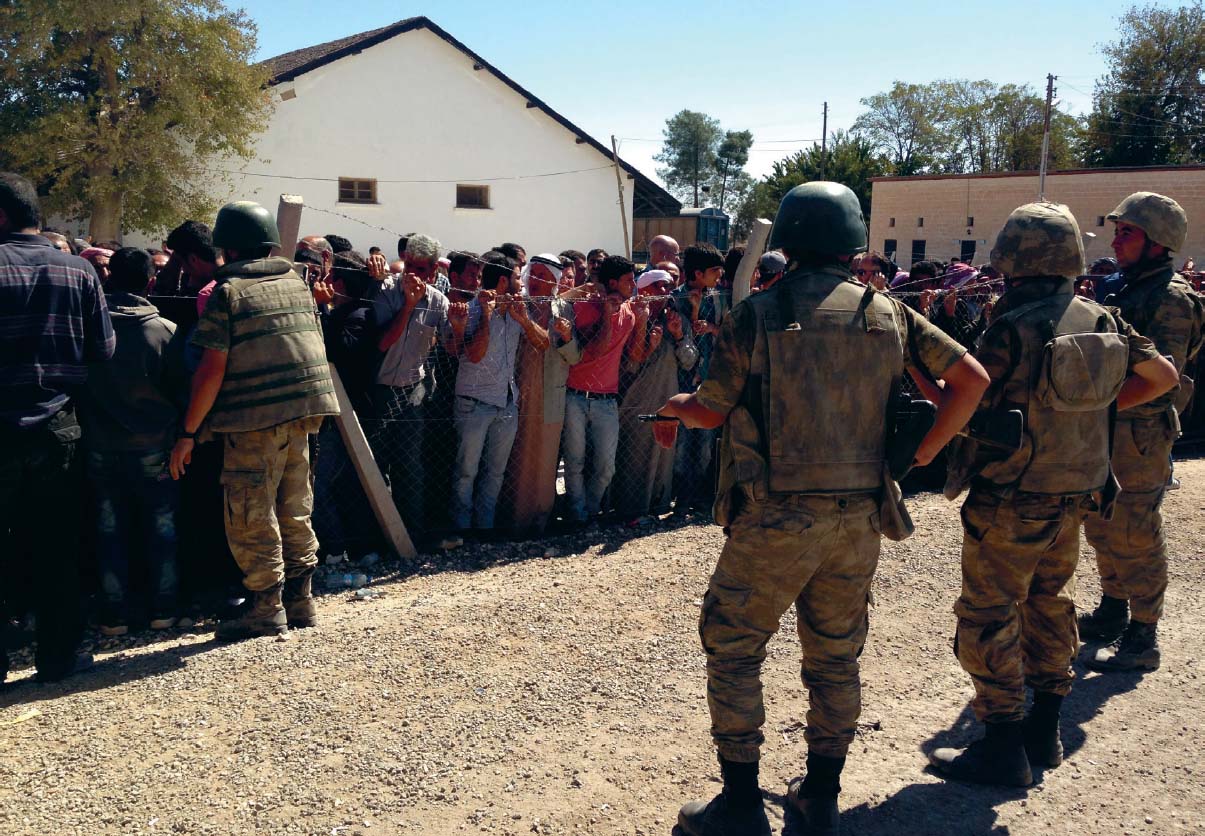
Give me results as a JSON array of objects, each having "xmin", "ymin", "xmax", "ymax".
[{"xmin": 910, "ymin": 240, "xmax": 926, "ymax": 265}]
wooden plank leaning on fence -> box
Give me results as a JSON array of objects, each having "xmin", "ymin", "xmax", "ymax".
[
  {"xmin": 274, "ymin": 194, "xmax": 418, "ymax": 559},
  {"xmin": 730, "ymin": 218, "xmax": 772, "ymax": 306}
]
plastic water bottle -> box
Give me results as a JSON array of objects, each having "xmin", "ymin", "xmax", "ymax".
[{"xmin": 331, "ymin": 572, "xmax": 368, "ymax": 590}]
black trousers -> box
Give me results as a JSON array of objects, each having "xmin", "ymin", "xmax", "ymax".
[{"xmin": 0, "ymin": 409, "xmax": 84, "ymax": 681}]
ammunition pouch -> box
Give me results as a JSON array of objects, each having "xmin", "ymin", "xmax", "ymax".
[{"xmin": 1035, "ymin": 332, "xmax": 1128, "ymax": 412}]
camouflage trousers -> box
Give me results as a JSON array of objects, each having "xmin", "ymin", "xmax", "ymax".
[
  {"xmin": 1083, "ymin": 417, "xmax": 1174, "ymax": 624},
  {"xmin": 220, "ymin": 417, "xmax": 323, "ymax": 593},
  {"xmin": 956, "ymin": 486, "xmax": 1093, "ymax": 724},
  {"xmin": 700, "ymin": 490, "xmax": 880, "ymax": 762}
]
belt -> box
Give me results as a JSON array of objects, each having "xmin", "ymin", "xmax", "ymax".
[{"xmin": 568, "ymin": 388, "xmax": 617, "ymax": 400}]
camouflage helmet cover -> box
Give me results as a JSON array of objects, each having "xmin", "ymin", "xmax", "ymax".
[
  {"xmin": 1106, "ymin": 191, "xmax": 1187, "ymax": 252},
  {"xmin": 989, "ymin": 202, "xmax": 1085, "ymax": 279},
  {"xmin": 767, "ymin": 181, "xmax": 868, "ymax": 257},
  {"xmin": 212, "ymin": 200, "xmax": 281, "ymax": 252}
]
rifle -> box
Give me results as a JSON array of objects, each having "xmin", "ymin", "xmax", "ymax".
[{"xmin": 888, "ymin": 394, "xmax": 1024, "ymax": 481}]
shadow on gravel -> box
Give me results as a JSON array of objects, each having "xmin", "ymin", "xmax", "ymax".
[
  {"xmin": 0, "ymin": 633, "xmax": 217, "ymax": 708},
  {"xmin": 832, "ymin": 703, "xmax": 1024, "ymax": 835},
  {"xmin": 834, "ymin": 659, "xmax": 1144, "ymax": 835},
  {"xmin": 395, "ymin": 514, "xmax": 716, "ymax": 577},
  {"xmin": 1061, "ymin": 657, "xmax": 1145, "ymax": 759}
]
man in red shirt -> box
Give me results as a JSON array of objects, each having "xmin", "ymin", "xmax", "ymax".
[{"xmin": 562, "ymin": 255, "xmax": 649, "ymax": 523}]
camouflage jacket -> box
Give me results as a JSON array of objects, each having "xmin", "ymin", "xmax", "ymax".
[
  {"xmin": 1103, "ymin": 257, "xmax": 1204, "ymax": 421},
  {"xmin": 953, "ymin": 277, "xmax": 1161, "ymax": 495}
]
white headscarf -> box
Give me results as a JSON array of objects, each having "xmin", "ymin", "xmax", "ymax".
[{"xmin": 520, "ymin": 253, "xmax": 563, "ymax": 295}]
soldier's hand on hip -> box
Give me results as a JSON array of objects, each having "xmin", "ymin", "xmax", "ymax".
[{"xmin": 170, "ymin": 438, "xmax": 195, "ymax": 481}]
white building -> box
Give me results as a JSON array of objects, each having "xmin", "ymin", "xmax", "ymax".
[{"xmin": 133, "ymin": 16, "xmax": 677, "ymax": 256}]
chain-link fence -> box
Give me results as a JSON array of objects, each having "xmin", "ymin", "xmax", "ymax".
[{"xmin": 150, "ymin": 261, "xmax": 1202, "ymax": 567}]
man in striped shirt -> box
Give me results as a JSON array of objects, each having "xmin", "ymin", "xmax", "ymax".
[{"xmin": 0, "ymin": 172, "xmax": 114, "ymax": 685}]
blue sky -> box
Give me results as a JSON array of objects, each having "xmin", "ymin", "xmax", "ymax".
[{"xmin": 238, "ymin": 0, "xmax": 1162, "ymax": 182}]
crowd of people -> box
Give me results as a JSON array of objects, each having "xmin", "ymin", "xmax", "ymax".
[
  {"xmin": 0, "ymin": 169, "xmax": 786, "ymax": 670},
  {"xmin": 3, "ymin": 167, "xmax": 1203, "ymax": 834},
  {"xmin": 3, "ymin": 170, "xmax": 1202, "ymax": 666}
]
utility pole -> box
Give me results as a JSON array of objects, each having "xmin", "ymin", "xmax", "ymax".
[
  {"xmin": 820, "ymin": 101, "xmax": 829, "ymax": 179},
  {"xmin": 1038, "ymin": 73, "xmax": 1057, "ymax": 200},
  {"xmin": 693, "ymin": 144, "xmax": 700, "ymax": 208},
  {"xmin": 610, "ymin": 135, "xmax": 631, "ymax": 259}
]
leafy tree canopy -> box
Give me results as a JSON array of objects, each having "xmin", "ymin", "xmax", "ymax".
[
  {"xmin": 733, "ymin": 131, "xmax": 889, "ymax": 239},
  {"xmin": 1083, "ymin": 1, "xmax": 1204, "ymax": 166},
  {"xmin": 0, "ymin": 0, "xmax": 272, "ymax": 239}
]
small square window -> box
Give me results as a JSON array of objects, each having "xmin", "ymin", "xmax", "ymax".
[
  {"xmin": 889, "ymin": 217, "xmax": 896, "ymax": 228},
  {"xmin": 338, "ymin": 178, "xmax": 376, "ymax": 204},
  {"xmin": 456, "ymin": 184, "xmax": 490, "ymax": 209},
  {"xmin": 1097, "ymin": 216, "xmax": 1105, "ymax": 227},
  {"xmin": 917, "ymin": 217, "xmax": 924, "ymax": 228},
  {"xmin": 966, "ymin": 216, "xmax": 974, "ymax": 227}
]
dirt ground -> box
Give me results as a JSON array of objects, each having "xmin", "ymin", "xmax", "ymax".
[{"xmin": 1, "ymin": 459, "xmax": 1202, "ymax": 836}]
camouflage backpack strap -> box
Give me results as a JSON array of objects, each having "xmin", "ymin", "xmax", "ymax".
[
  {"xmin": 774, "ymin": 276, "xmax": 799, "ymax": 330},
  {"xmin": 857, "ymin": 281, "xmax": 883, "ymax": 332}
]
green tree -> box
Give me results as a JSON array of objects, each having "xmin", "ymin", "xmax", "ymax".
[
  {"xmin": 732, "ymin": 131, "xmax": 888, "ymax": 239},
  {"xmin": 936, "ymin": 80, "xmax": 1083, "ymax": 173},
  {"xmin": 712, "ymin": 129, "xmax": 753, "ymax": 213},
  {"xmin": 0, "ymin": 0, "xmax": 272, "ymax": 240},
  {"xmin": 1084, "ymin": 1, "xmax": 1204, "ymax": 166},
  {"xmin": 654, "ymin": 110, "xmax": 723, "ymax": 208},
  {"xmin": 852, "ymin": 82, "xmax": 941, "ymax": 175}
]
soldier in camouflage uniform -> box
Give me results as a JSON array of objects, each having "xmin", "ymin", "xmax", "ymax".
[
  {"xmin": 1080, "ymin": 192, "xmax": 1204, "ymax": 672},
  {"xmin": 656, "ymin": 182, "xmax": 989, "ymax": 836},
  {"xmin": 170, "ymin": 201, "xmax": 339, "ymax": 641},
  {"xmin": 927, "ymin": 203, "xmax": 1177, "ymax": 787}
]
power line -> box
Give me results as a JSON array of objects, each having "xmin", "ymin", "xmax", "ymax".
[
  {"xmin": 202, "ymin": 164, "xmax": 615, "ymax": 184},
  {"xmin": 1060, "ymin": 80, "xmax": 1203, "ymax": 127}
]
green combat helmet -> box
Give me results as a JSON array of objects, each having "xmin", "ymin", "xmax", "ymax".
[
  {"xmin": 768, "ymin": 181, "xmax": 867, "ymax": 257},
  {"xmin": 212, "ymin": 200, "xmax": 281, "ymax": 252},
  {"xmin": 990, "ymin": 202, "xmax": 1085, "ymax": 279},
  {"xmin": 1107, "ymin": 191, "xmax": 1188, "ymax": 252}
]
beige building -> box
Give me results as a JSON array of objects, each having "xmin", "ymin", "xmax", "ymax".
[{"xmin": 868, "ymin": 165, "xmax": 1205, "ymax": 269}]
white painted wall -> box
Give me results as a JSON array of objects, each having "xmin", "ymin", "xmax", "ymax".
[{"xmin": 127, "ymin": 27, "xmax": 634, "ymax": 257}]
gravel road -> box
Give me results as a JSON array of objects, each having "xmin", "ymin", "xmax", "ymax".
[{"xmin": 1, "ymin": 460, "xmax": 1202, "ymax": 836}]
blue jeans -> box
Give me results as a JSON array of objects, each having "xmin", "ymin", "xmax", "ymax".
[
  {"xmin": 561, "ymin": 392, "xmax": 620, "ymax": 521},
  {"xmin": 452, "ymin": 396, "xmax": 518, "ymax": 530},
  {"xmin": 86, "ymin": 448, "xmax": 179, "ymax": 617}
]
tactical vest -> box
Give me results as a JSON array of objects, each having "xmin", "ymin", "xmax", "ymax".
[
  {"xmin": 978, "ymin": 289, "xmax": 1126, "ymax": 494},
  {"xmin": 735, "ymin": 268, "xmax": 903, "ymax": 495},
  {"xmin": 1107, "ymin": 262, "xmax": 1204, "ymax": 421},
  {"xmin": 208, "ymin": 259, "xmax": 339, "ymax": 433}
]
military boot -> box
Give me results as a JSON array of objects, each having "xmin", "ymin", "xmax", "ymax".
[
  {"xmin": 1023, "ymin": 692, "xmax": 1063, "ymax": 768},
  {"xmin": 677, "ymin": 757, "xmax": 770, "ymax": 836},
  {"xmin": 786, "ymin": 753, "xmax": 844, "ymax": 836},
  {"xmin": 1077, "ymin": 595, "xmax": 1129, "ymax": 643},
  {"xmin": 215, "ymin": 583, "xmax": 287, "ymax": 642},
  {"xmin": 283, "ymin": 573, "xmax": 317, "ymax": 629},
  {"xmin": 1086, "ymin": 620, "xmax": 1160, "ymax": 672},
  {"xmin": 929, "ymin": 721, "xmax": 1033, "ymax": 787}
]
